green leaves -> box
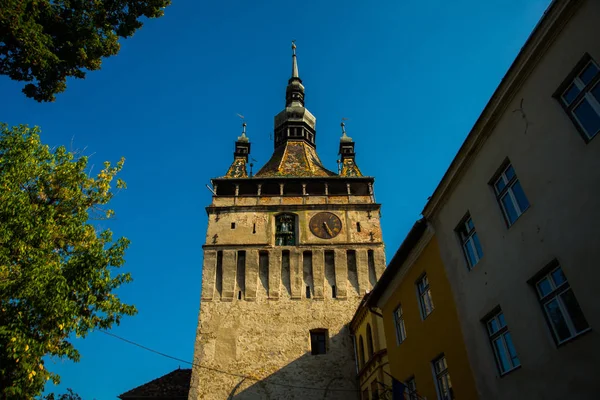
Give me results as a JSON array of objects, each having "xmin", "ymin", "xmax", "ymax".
[
  {"xmin": 0, "ymin": 123, "xmax": 136, "ymax": 398},
  {"xmin": 0, "ymin": 0, "xmax": 171, "ymax": 101}
]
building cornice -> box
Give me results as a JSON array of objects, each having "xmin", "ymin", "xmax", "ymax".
[{"xmin": 422, "ymin": 0, "xmax": 582, "ymax": 218}]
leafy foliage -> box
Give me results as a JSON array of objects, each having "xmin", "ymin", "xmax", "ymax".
[
  {"xmin": 43, "ymin": 388, "xmax": 82, "ymax": 400},
  {"xmin": 0, "ymin": 0, "xmax": 171, "ymax": 102},
  {"xmin": 0, "ymin": 124, "xmax": 136, "ymax": 398}
]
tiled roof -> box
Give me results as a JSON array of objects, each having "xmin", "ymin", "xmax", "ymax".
[
  {"xmin": 118, "ymin": 368, "xmax": 191, "ymax": 399},
  {"xmin": 255, "ymin": 140, "xmax": 336, "ymax": 178}
]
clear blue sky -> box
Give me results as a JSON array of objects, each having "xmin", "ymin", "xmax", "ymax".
[{"xmin": 0, "ymin": 0, "xmax": 551, "ymax": 398}]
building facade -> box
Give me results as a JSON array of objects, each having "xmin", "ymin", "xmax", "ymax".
[
  {"xmin": 349, "ymin": 295, "xmax": 391, "ymax": 400},
  {"xmin": 422, "ymin": 0, "xmax": 600, "ymax": 398},
  {"xmin": 188, "ymin": 44, "xmax": 386, "ymax": 400},
  {"xmin": 368, "ymin": 219, "xmax": 478, "ymax": 400}
]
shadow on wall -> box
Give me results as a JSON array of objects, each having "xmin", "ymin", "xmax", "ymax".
[{"xmin": 228, "ymin": 328, "xmax": 360, "ymax": 400}]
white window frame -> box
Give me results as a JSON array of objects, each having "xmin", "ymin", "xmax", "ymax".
[
  {"xmin": 393, "ymin": 305, "xmax": 407, "ymax": 345},
  {"xmin": 432, "ymin": 355, "xmax": 453, "ymax": 400},
  {"xmin": 457, "ymin": 215, "xmax": 483, "ymax": 269},
  {"xmin": 559, "ymin": 58, "xmax": 600, "ymax": 140},
  {"xmin": 417, "ymin": 274, "xmax": 434, "ymax": 319},
  {"xmin": 536, "ymin": 266, "xmax": 590, "ymax": 345},
  {"xmin": 485, "ymin": 310, "xmax": 520, "ymax": 375},
  {"xmin": 493, "ymin": 163, "xmax": 529, "ymax": 226},
  {"xmin": 406, "ymin": 377, "xmax": 418, "ymax": 400}
]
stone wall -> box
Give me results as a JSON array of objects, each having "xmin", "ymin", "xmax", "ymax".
[{"xmin": 190, "ymin": 198, "xmax": 386, "ymax": 399}]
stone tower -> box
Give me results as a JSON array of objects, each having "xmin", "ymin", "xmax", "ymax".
[{"xmin": 189, "ymin": 43, "xmax": 386, "ymax": 400}]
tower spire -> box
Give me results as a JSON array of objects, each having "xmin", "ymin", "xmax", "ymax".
[
  {"xmin": 291, "ymin": 40, "xmax": 299, "ymax": 78},
  {"xmin": 285, "ymin": 41, "xmax": 305, "ymax": 107}
]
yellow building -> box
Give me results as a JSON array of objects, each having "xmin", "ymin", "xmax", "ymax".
[
  {"xmin": 367, "ymin": 219, "xmax": 477, "ymax": 400},
  {"xmin": 350, "ymin": 294, "xmax": 391, "ymax": 400}
]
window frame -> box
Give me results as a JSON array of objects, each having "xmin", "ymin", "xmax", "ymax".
[
  {"xmin": 309, "ymin": 329, "xmax": 328, "ymax": 355},
  {"xmin": 393, "ymin": 304, "xmax": 407, "ymax": 345},
  {"xmin": 554, "ymin": 53, "xmax": 600, "ymax": 142},
  {"xmin": 275, "ymin": 213, "xmax": 297, "ymax": 246},
  {"xmin": 416, "ymin": 274, "xmax": 434, "ymax": 319},
  {"xmin": 432, "ymin": 355, "xmax": 453, "ymax": 400},
  {"xmin": 530, "ymin": 261, "xmax": 590, "ymax": 345},
  {"xmin": 484, "ymin": 309, "xmax": 521, "ymax": 375},
  {"xmin": 406, "ymin": 377, "xmax": 418, "ymax": 400},
  {"xmin": 491, "ymin": 161, "xmax": 530, "ymax": 227},
  {"xmin": 455, "ymin": 213, "xmax": 483, "ymax": 269}
]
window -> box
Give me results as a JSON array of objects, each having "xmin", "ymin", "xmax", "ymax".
[
  {"xmin": 406, "ymin": 377, "xmax": 418, "ymax": 400},
  {"xmin": 310, "ymin": 329, "xmax": 328, "ymax": 355},
  {"xmin": 275, "ymin": 214, "xmax": 296, "ymax": 245},
  {"xmin": 332, "ymin": 285, "xmax": 337, "ymax": 299},
  {"xmin": 366, "ymin": 324, "xmax": 374, "ymax": 358},
  {"xmin": 456, "ymin": 214, "xmax": 483, "ymax": 269},
  {"xmin": 493, "ymin": 163, "xmax": 530, "ymax": 226},
  {"xmin": 485, "ymin": 310, "xmax": 520, "ymax": 374},
  {"xmin": 371, "ymin": 380, "xmax": 379, "ymax": 400},
  {"xmin": 358, "ymin": 336, "xmax": 365, "ymax": 368},
  {"xmin": 557, "ymin": 55, "xmax": 600, "ymax": 140},
  {"xmin": 417, "ymin": 274, "xmax": 434, "ymax": 318},
  {"xmin": 393, "ymin": 305, "xmax": 406, "ymax": 344},
  {"xmin": 357, "ymin": 222, "xmax": 362, "ymax": 232},
  {"xmin": 231, "ymin": 222, "xmax": 236, "ymax": 229},
  {"xmin": 432, "ymin": 355, "xmax": 453, "ymax": 400},
  {"xmin": 535, "ymin": 264, "xmax": 589, "ymax": 344}
]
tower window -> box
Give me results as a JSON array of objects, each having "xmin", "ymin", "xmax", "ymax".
[
  {"xmin": 275, "ymin": 214, "xmax": 296, "ymax": 246},
  {"xmin": 253, "ymin": 223, "xmax": 256, "ymax": 234},
  {"xmin": 357, "ymin": 222, "xmax": 361, "ymax": 232},
  {"xmin": 231, "ymin": 222, "xmax": 236, "ymax": 229},
  {"xmin": 332, "ymin": 285, "xmax": 337, "ymax": 299},
  {"xmin": 310, "ymin": 329, "xmax": 328, "ymax": 355},
  {"xmin": 306, "ymin": 286, "xmax": 311, "ymax": 299}
]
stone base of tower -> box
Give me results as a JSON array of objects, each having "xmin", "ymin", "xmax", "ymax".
[{"xmin": 188, "ymin": 297, "xmax": 362, "ymax": 400}]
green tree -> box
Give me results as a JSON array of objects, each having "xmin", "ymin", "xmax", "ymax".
[
  {"xmin": 0, "ymin": 0, "xmax": 171, "ymax": 102},
  {"xmin": 0, "ymin": 124, "xmax": 136, "ymax": 398},
  {"xmin": 43, "ymin": 388, "xmax": 82, "ymax": 400}
]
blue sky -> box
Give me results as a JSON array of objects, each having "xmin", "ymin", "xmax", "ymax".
[{"xmin": 0, "ymin": 0, "xmax": 551, "ymax": 398}]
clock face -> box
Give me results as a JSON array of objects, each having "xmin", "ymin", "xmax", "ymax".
[{"xmin": 310, "ymin": 212, "xmax": 342, "ymax": 239}]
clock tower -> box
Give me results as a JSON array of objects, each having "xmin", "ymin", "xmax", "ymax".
[{"xmin": 189, "ymin": 43, "xmax": 386, "ymax": 400}]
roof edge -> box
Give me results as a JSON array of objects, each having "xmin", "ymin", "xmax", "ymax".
[
  {"xmin": 422, "ymin": 0, "xmax": 580, "ymax": 218},
  {"xmin": 367, "ymin": 218, "xmax": 428, "ymax": 307}
]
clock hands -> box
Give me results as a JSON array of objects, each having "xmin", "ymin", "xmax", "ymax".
[{"xmin": 322, "ymin": 221, "xmax": 334, "ymax": 237}]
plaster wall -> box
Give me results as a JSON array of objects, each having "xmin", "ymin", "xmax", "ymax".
[{"xmin": 428, "ymin": 2, "xmax": 600, "ymax": 398}]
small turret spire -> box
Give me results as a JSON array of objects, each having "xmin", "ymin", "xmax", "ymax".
[
  {"xmin": 340, "ymin": 120, "xmax": 352, "ymax": 142},
  {"xmin": 238, "ymin": 121, "xmax": 248, "ymax": 142}
]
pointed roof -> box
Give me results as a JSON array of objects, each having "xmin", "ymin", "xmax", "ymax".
[
  {"xmin": 255, "ymin": 140, "xmax": 336, "ymax": 177},
  {"xmin": 291, "ymin": 41, "xmax": 299, "ymax": 78},
  {"xmin": 118, "ymin": 368, "xmax": 191, "ymax": 399}
]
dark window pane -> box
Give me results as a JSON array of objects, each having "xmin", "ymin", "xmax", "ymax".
[
  {"xmin": 561, "ymin": 289, "xmax": 590, "ymax": 333},
  {"xmin": 545, "ymin": 299, "xmax": 572, "ymax": 342},
  {"xmin": 504, "ymin": 332, "xmax": 520, "ymax": 367},
  {"xmin": 494, "ymin": 177, "xmax": 506, "ymax": 194},
  {"xmin": 505, "ymin": 165, "xmax": 516, "ymax": 181},
  {"xmin": 573, "ymin": 98, "xmax": 600, "ymax": 138},
  {"xmin": 464, "ymin": 242, "xmax": 477, "ymax": 267},
  {"xmin": 473, "ymin": 233, "xmax": 484, "ymax": 260},
  {"xmin": 498, "ymin": 313, "xmax": 506, "ymax": 328},
  {"xmin": 562, "ymin": 83, "xmax": 580, "ymax": 105},
  {"xmin": 493, "ymin": 337, "xmax": 510, "ymax": 373},
  {"xmin": 551, "ymin": 268, "xmax": 567, "ymax": 287},
  {"xmin": 537, "ymin": 278, "xmax": 552, "ymax": 298},
  {"xmin": 579, "ymin": 62, "xmax": 599, "ymax": 85},
  {"xmin": 466, "ymin": 218, "xmax": 475, "ymax": 231},
  {"xmin": 488, "ymin": 318, "xmax": 499, "ymax": 335},
  {"xmin": 501, "ymin": 194, "xmax": 519, "ymax": 224},
  {"xmin": 511, "ymin": 180, "xmax": 530, "ymax": 213},
  {"xmin": 592, "ymin": 83, "xmax": 600, "ymax": 104}
]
